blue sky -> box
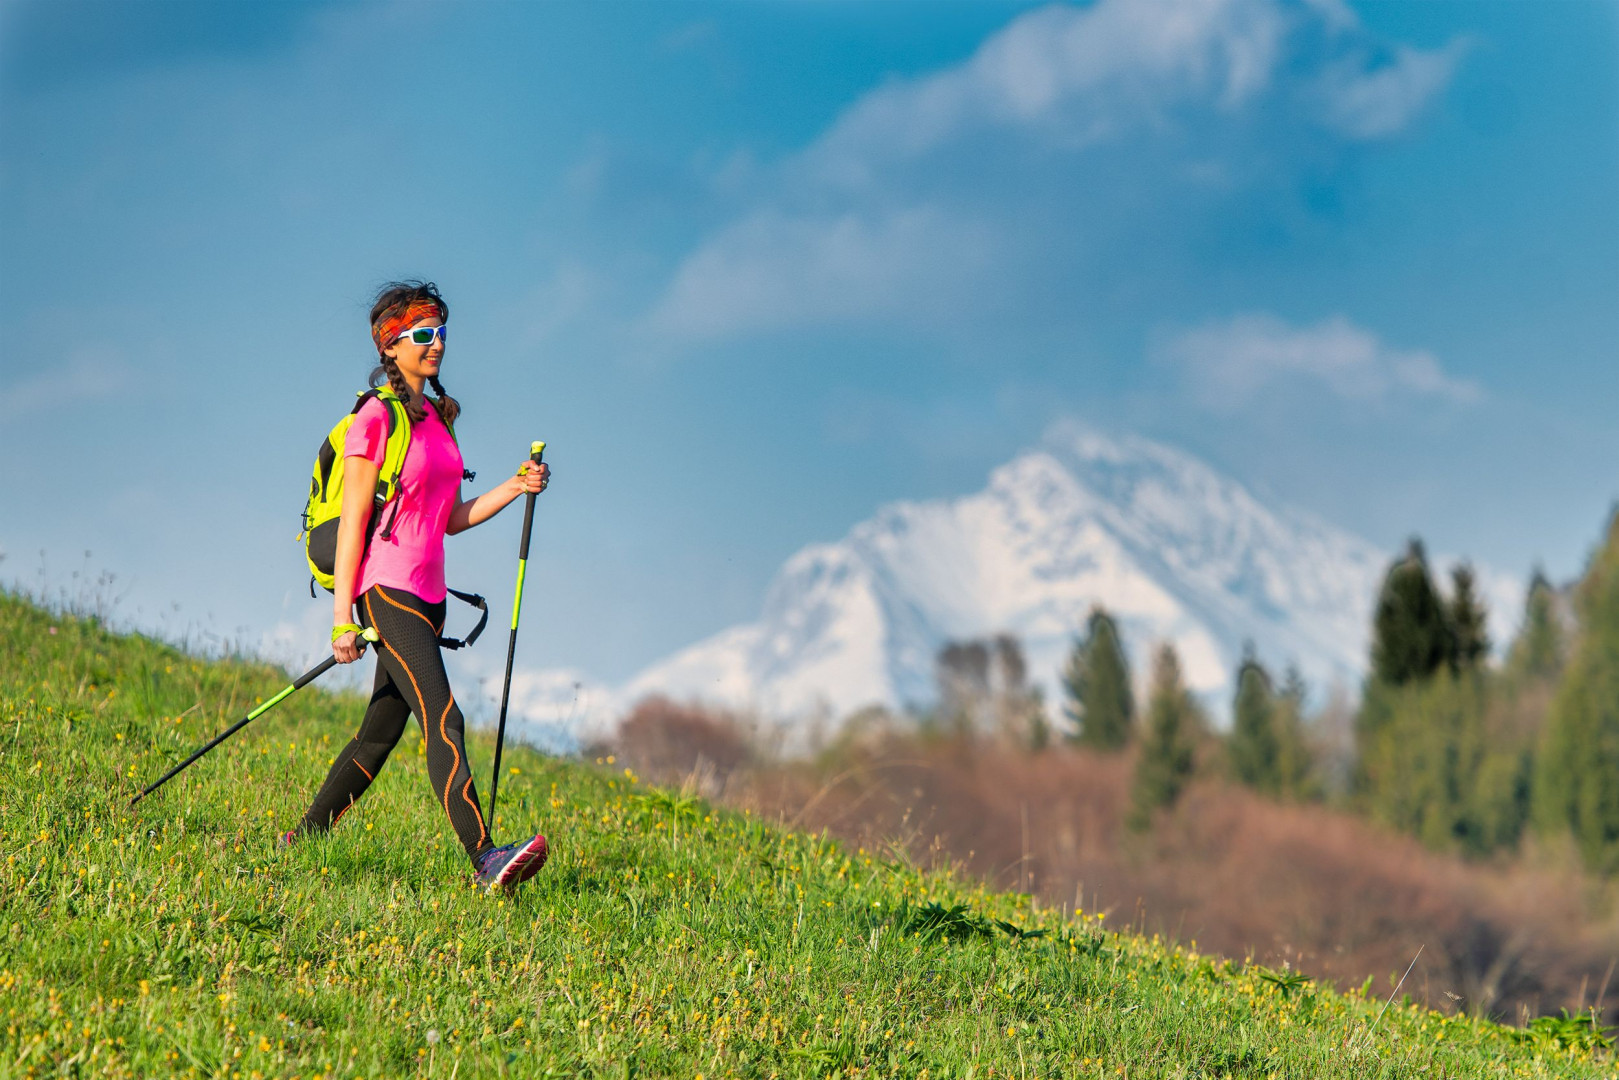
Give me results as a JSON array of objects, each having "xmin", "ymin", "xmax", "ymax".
[{"xmin": 3, "ymin": 0, "xmax": 1616, "ymax": 706}]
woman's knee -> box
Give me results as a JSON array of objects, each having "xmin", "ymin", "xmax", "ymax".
[
  {"xmin": 430, "ymin": 700, "xmax": 468, "ymax": 747},
  {"xmin": 353, "ymin": 740, "xmax": 394, "ymax": 773}
]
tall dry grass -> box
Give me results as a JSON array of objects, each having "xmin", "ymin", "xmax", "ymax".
[{"xmin": 609, "ymin": 700, "xmax": 1619, "ymax": 1023}]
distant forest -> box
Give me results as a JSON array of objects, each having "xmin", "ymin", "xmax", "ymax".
[{"xmin": 930, "ymin": 512, "xmax": 1619, "ymax": 875}]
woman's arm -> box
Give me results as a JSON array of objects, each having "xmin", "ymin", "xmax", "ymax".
[
  {"xmin": 332, "ymin": 454, "xmax": 381, "ymax": 663},
  {"xmin": 446, "ymin": 460, "xmax": 549, "ymax": 535}
]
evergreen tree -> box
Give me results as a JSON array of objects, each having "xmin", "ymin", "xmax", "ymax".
[
  {"xmin": 1062, "ymin": 608, "xmax": 1134, "ymax": 750},
  {"xmin": 1468, "ymin": 570, "xmax": 1565, "ymax": 855},
  {"xmin": 1228, "ymin": 645, "xmax": 1280, "ymax": 794},
  {"xmin": 1536, "ymin": 514, "xmax": 1619, "ymax": 873},
  {"xmin": 1272, "ymin": 665, "xmax": 1316, "ymax": 801},
  {"xmin": 1364, "ymin": 671, "xmax": 1493, "ymax": 855},
  {"xmin": 1358, "ymin": 538, "xmax": 1454, "ymax": 799},
  {"xmin": 1469, "ymin": 732, "xmax": 1533, "ymax": 855},
  {"xmin": 1129, "ymin": 644, "xmax": 1200, "ymax": 829},
  {"xmin": 1505, "ymin": 569, "xmax": 1565, "ymax": 684},
  {"xmin": 1449, "ymin": 563, "xmax": 1491, "ymax": 671},
  {"xmin": 1369, "ymin": 539, "xmax": 1454, "ymax": 687},
  {"xmin": 1023, "ymin": 687, "xmax": 1052, "ymax": 752}
]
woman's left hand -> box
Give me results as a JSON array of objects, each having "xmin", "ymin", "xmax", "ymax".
[{"xmin": 515, "ymin": 461, "xmax": 550, "ymax": 496}]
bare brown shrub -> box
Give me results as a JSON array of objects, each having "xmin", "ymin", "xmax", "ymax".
[{"xmin": 612, "ymin": 695, "xmax": 754, "ymax": 794}]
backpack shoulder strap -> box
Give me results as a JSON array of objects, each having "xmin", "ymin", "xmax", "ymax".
[
  {"xmin": 358, "ymin": 388, "xmax": 414, "ymax": 540},
  {"xmin": 437, "ymin": 406, "xmax": 477, "ymax": 483}
]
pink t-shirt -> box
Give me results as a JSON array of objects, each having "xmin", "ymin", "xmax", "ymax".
[{"xmin": 345, "ymin": 395, "xmax": 463, "ymax": 603}]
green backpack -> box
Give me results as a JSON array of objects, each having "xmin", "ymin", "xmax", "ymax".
[
  {"xmin": 299, "ymin": 388, "xmax": 488, "ymax": 649},
  {"xmin": 302, "ymin": 388, "xmax": 413, "ymax": 593}
]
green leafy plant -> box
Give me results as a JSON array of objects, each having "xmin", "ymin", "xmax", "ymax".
[
  {"xmin": 1257, "ymin": 965, "xmax": 1312, "ymax": 1000},
  {"xmin": 1521, "ymin": 1009, "xmax": 1614, "ymax": 1053}
]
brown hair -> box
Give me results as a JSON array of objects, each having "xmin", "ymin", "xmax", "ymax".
[{"xmin": 368, "ymin": 280, "xmax": 460, "ymax": 428}]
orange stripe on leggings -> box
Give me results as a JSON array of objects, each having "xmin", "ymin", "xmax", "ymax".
[
  {"xmin": 445, "ymin": 692, "xmax": 487, "ymax": 846},
  {"xmin": 374, "ymin": 585, "xmax": 440, "ymax": 634},
  {"xmin": 439, "ymin": 692, "xmax": 487, "ymax": 848},
  {"xmin": 353, "ymin": 758, "xmax": 375, "ymax": 781}
]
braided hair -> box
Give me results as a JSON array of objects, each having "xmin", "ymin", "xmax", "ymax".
[
  {"xmin": 367, "ymin": 280, "xmax": 462, "ymax": 428},
  {"xmin": 428, "ymin": 373, "xmax": 460, "ymax": 429}
]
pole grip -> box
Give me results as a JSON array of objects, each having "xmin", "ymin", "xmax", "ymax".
[{"xmin": 517, "ymin": 443, "xmax": 544, "ymax": 559}]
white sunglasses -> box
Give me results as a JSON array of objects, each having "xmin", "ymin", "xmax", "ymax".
[{"xmin": 394, "ymin": 325, "xmax": 448, "ymax": 346}]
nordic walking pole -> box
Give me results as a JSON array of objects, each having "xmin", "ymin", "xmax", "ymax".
[
  {"xmin": 489, "ymin": 440, "xmax": 545, "ymax": 825},
  {"xmin": 129, "ymin": 628, "xmax": 378, "ymax": 807}
]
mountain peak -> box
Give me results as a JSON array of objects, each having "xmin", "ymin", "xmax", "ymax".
[{"xmin": 551, "ymin": 426, "xmax": 1516, "ymax": 742}]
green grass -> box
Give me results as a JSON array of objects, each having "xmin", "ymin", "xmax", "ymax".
[{"xmin": 0, "ymin": 590, "xmax": 1612, "ymax": 1079}]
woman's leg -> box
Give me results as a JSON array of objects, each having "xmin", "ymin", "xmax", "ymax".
[
  {"xmin": 360, "ymin": 585, "xmax": 493, "ymax": 862},
  {"xmin": 296, "ymin": 645, "xmax": 413, "ymax": 835}
]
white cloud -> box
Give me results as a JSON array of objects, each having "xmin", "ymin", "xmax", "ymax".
[
  {"xmin": 652, "ymin": 206, "xmax": 997, "ymax": 339},
  {"xmin": 646, "ymin": 0, "xmax": 1464, "ymax": 343},
  {"xmin": 1317, "ymin": 40, "xmax": 1469, "ymax": 139},
  {"xmin": 1158, "ymin": 312, "xmax": 1482, "ymax": 410},
  {"xmin": 798, "ymin": 0, "xmax": 1454, "ymax": 175},
  {"xmin": 808, "ymin": 0, "xmax": 1287, "ymax": 179}
]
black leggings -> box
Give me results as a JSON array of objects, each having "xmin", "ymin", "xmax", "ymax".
[{"xmin": 298, "ymin": 585, "xmax": 492, "ymax": 861}]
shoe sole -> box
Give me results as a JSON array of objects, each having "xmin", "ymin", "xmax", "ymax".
[{"xmin": 491, "ymin": 834, "xmax": 549, "ymax": 890}]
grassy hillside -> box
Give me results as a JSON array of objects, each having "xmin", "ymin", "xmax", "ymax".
[{"xmin": 0, "ymin": 591, "xmax": 1611, "ymax": 1079}]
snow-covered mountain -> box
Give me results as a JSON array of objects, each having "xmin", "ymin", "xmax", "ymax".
[{"xmin": 506, "ymin": 423, "xmax": 1517, "ymax": 743}]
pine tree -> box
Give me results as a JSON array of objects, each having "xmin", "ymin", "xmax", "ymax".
[
  {"xmin": 1450, "ymin": 563, "xmax": 1490, "ymax": 671},
  {"xmin": 1468, "ymin": 733, "xmax": 1533, "ymax": 855},
  {"xmin": 1536, "ymin": 514, "xmax": 1619, "ymax": 872},
  {"xmin": 1505, "ymin": 569, "xmax": 1564, "ymax": 685},
  {"xmin": 1365, "ymin": 671, "xmax": 1492, "ymax": 854},
  {"xmin": 1228, "ymin": 645, "xmax": 1280, "ymax": 794},
  {"xmin": 1273, "ymin": 665, "xmax": 1316, "ymax": 801},
  {"xmin": 1469, "ymin": 570, "xmax": 1565, "ymax": 855},
  {"xmin": 1358, "ymin": 538, "xmax": 1454, "ymax": 799},
  {"xmin": 1370, "ymin": 538, "xmax": 1454, "ymax": 687},
  {"xmin": 1062, "ymin": 608, "xmax": 1134, "ymax": 750},
  {"xmin": 1129, "ymin": 644, "xmax": 1200, "ymax": 829}
]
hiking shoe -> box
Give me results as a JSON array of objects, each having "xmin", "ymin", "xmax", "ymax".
[
  {"xmin": 276, "ymin": 830, "xmax": 298, "ymax": 849},
  {"xmin": 472, "ymin": 834, "xmax": 548, "ymax": 892}
]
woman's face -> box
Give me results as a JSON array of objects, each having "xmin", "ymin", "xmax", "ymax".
[{"xmin": 384, "ymin": 315, "xmax": 446, "ymax": 385}]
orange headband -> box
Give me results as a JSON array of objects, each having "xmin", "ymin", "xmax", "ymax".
[{"xmin": 372, "ymin": 300, "xmax": 444, "ymax": 356}]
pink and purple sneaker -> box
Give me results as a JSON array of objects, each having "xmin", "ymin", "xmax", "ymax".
[{"xmin": 472, "ymin": 834, "xmax": 549, "ymax": 892}]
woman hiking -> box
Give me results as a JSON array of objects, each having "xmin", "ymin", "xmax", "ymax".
[{"xmin": 281, "ymin": 280, "xmax": 552, "ymax": 892}]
